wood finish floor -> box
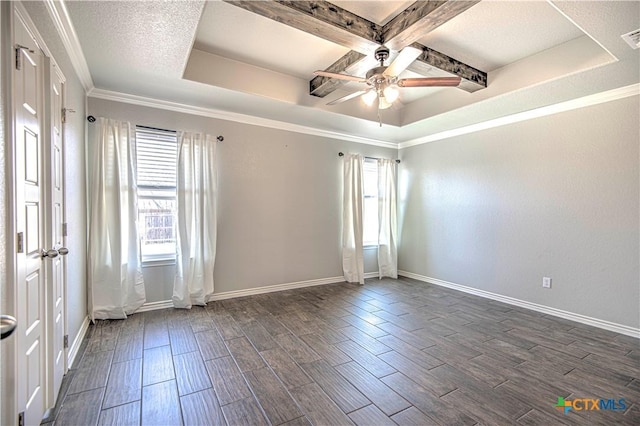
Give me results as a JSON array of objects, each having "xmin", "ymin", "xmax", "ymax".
[{"xmin": 45, "ymin": 277, "xmax": 639, "ymax": 425}]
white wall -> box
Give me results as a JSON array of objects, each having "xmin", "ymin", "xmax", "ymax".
[
  {"xmin": 398, "ymin": 95, "xmax": 639, "ymax": 328},
  {"xmin": 20, "ymin": 1, "xmax": 88, "ymax": 352},
  {"xmin": 89, "ymin": 98, "xmax": 396, "ymax": 303}
]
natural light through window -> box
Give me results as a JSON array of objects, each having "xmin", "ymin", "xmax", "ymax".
[
  {"xmin": 363, "ymin": 158, "xmax": 378, "ymax": 246},
  {"xmin": 136, "ymin": 126, "xmax": 178, "ymax": 261}
]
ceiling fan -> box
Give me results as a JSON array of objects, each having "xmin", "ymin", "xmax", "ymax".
[{"xmin": 314, "ymin": 45, "xmax": 461, "ymax": 110}]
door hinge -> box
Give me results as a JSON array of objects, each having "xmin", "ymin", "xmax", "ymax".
[
  {"xmin": 17, "ymin": 232, "xmax": 24, "ymax": 253},
  {"xmin": 62, "ymin": 223, "xmax": 68, "ymax": 237},
  {"xmin": 61, "ymin": 108, "xmax": 75, "ymax": 124},
  {"xmin": 18, "ymin": 411, "xmax": 24, "ymax": 426},
  {"xmin": 15, "ymin": 44, "xmax": 34, "ymax": 71},
  {"xmin": 63, "ymin": 335, "xmax": 69, "ymax": 349}
]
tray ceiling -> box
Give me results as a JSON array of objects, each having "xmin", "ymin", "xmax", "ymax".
[{"xmin": 62, "ymin": 0, "xmax": 639, "ymax": 144}]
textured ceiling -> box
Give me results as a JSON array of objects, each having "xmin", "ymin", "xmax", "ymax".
[{"xmin": 62, "ymin": 0, "xmax": 639, "ymax": 144}]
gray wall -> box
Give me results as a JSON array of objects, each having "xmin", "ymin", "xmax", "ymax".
[
  {"xmin": 398, "ymin": 95, "xmax": 639, "ymax": 328},
  {"xmin": 21, "ymin": 2, "xmax": 88, "ymax": 349},
  {"xmin": 89, "ymin": 98, "xmax": 396, "ymax": 303}
]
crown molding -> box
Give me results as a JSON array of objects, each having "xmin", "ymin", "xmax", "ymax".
[
  {"xmin": 88, "ymin": 88, "xmax": 398, "ymax": 149},
  {"xmin": 399, "ymin": 83, "xmax": 640, "ymax": 149},
  {"xmin": 43, "ymin": 0, "xmax": 93, "ymax": 91}
]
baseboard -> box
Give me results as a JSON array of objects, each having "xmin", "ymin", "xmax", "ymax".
[
  {"xmin": 67, "ymin": 316, "xmax": 90, "ymax": 368},
  {"xmin": 398, "ymin": 271, "xmax": 640, "ymax": 339},
  {"xmin": 137, "ymin": 275, "xmax": 352, "ymax": 312},
  {"xmin": 136, "ymin": 300, "xmax": 174, "ymax": 313}
]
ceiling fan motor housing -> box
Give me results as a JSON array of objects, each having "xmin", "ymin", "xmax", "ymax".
[{"xmin": 374, "ymin": 45, "xmax": 390, "ymax": 65}]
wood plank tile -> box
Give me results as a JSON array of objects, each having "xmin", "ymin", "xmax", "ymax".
[
  {"xmin": 260, "ymin": 347, "xmax": 313, "ymax": 389},
  {"xmin": 55, "ymin": 388, "xmax": 104, "ymax": 426},
  {"xmin": 103, "ymin": 358, "xmax": 142, "ymax": 409},
  {"xmin": 335, "ymin": 339, "xmax": 396, "ymax": 378},
  {"xmin": 377, "ymin": 322, "xmax": 436, "ymax": 349},
  {"xmin": 141, "ymin": 380, "xmax": 182, "ymax": 426},
  {"xmin": 339, "ymin": 315, "xmax": 387, "ymax": 338},
  {"xmin": 433, "ymin": 364, "xmax": 532, "ymax": 421},
  {"xmin": 378, "ymin": 351, "xmax": 456, "ymax": 397},
  {"xmin": 168, "ymin": 325, "xmax": 199, "ymax": 355},
  {"xmin": 335, "ymin": 361, "xmax": 410, "ymax": 416},
  {"xmin": 256, "ymin": 314, "xmax": 290, "ymax": 336},
  {"xmin": 382, "ymin": 373, "xmax": 475, "ymax": 425},
  {"xmin": 205, "ymin": 356, "xmax": 252, "ymax": 405},
  {"xmin": 213, "ymin": 314, "xmax": 245, "ymax": 340},
  {"xmin": 143, "ymin": 321, "xmax": 169, "ymax": 349},
  {"xmin": 244, "ymin": 367, "xmax": 303, "ymax": 424},
  {"xmin": 112, "ymin": 334, "xmax": 143, "ymax": 363},
  {"xmin": 290, "ymin": 382, "xmax": 354, "ymax": 425},
  {"xmin": 221, "ymin": 397, "xmax": 269, "ymax": 426},
  {"xmin": 390, "ymin": 406, "xmax": 434, "ymax": 425},
  {"xmin": 338, "ymin": 326, "xmax": 391, "ymax": 355},
  {"xmin": 180, "ymin": 388, "xmax": 225, "ymax": 426},
  {"xmin": 301, "ymin": 359, "xmax": 370, "ymax": 413},
  {"xmin": 188, "ymin": 306, "xmax": 216, "ymax": 333},
  {"xmin": 516, "ymin": 408, "xmax": 570, "ymax": 425},
  {"xmin": 241, "ymin": 320, "xmax": 279, "ymax": 352},
  {"xmin": 372, "ymin": 309, "xmax": 424, "ymax": 331},
  {"xmin": 226, "ymin": 336, "xmax": 266, "ymax": 372},
  {"xmin": 349, "ymin": 404, "xmax": 396, "ymax": 426},
  {"xmin": 299, "ymin": 334, "xmax": 352, "ymax": 367},
  {"xmin": 274, "ymin": 333, "xmax": 322, "ymax": 364},
  {"xmin": 67, "ymin": 351, "xmax": 113, "ymax": 395},
  {"xmin": 280, "ymin": 416, "xmax": 312, "ymax": 426},
  {"xmin": 173, "ymin": 350, "xmax": 212, "ymax": 396},
  {"xmin": 377, "ymin": 335, "xmax": 444, "ymax": 370},
  {"xmin": 195, "ymin": 329, "xmax": 229, "ymax": 360},
  {"xmin": 142, "ymin": 345, "xmax": 174, "ymax": 386},
  {"xmin": 98, "ymin": 401, "xmax": 141, "ymax": 426}
]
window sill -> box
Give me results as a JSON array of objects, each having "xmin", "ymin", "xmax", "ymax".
[{"xmin": 363, "ymin": 244, "xmax": 379, "ymax": 250}]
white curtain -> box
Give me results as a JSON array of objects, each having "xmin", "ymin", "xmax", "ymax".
[
  {"xmin": 342, "ymin": 154, "xmax": 365, "ymax": 284},
  {"xmin": 88, "ymin": 118, "xmax": 146, "ymax": 320},
  {"xmin": 173, "ymin": 132, "xmax": 218, "ymax": 308},
  {"xmin": 378, "ymin": 159, "xmax": 398, "ymax": 278}
]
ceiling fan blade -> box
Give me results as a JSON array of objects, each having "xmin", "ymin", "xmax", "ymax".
[
  {"xmin": 397, "ymin": 77, "xmax": 462, "ymax": 87},
  {"xmin": 327, "ymin": 90, "xmax": 367, "ymax": 105},
  {"xmin": 314, "ymin": 70, "xmax": 366, "ymax": 83},
  {"xmin": 384, "ymin": 46, "xmax": 422, "ymax": 77}
]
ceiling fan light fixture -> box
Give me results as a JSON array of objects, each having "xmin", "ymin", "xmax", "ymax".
[
  {"xmin": 362, "ymin": 89, "xmax": 377, "ymax": 106},
  {"xmin": 378, "ymin": 95, "xmax": 392, "ymax": 110},
  {"xmin": 383, "ymin": 85, "xmax": 399, "ymax": 103}
]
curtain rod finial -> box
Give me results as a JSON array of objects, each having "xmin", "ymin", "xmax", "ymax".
[
  {"xmin": 338, "ymin": 152, "xmax": 344, "ymax": 157},
  {"xmin": 87, "ymin": 115, "xmax": 96, "ymax": 123},
  {"xmin": 396, "ymin": 159, "xmax": 401, "ymax": 164},
  {"xmin": 217, "ymin": 135, "xmax": 224, "ymax": 142}
]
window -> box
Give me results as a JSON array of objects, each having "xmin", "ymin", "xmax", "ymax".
[
  {"xmin": 363, "ymin": 158, "xmax": 378, "ymax": 246},
  {"xmin": 135, "ymin": 126, "xmax": 178, "ymax": 261}
]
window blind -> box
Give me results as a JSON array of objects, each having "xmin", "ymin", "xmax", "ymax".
[{"xmin": 136, "ymin": 127, "xmax": 177, "ymax": 188}]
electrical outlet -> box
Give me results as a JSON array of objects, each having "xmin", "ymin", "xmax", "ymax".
[{"xmin": 542, "ymin": 277, "xmax": 552, "ymax": 288}]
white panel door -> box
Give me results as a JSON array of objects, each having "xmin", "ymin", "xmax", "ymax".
[
  {"xmin": 45, "ymin": 62, "xmax": 66, "ymax": 408},
  {"xmin": 14, "ymin": 11, "xmax": 46, "ymax": 425}
]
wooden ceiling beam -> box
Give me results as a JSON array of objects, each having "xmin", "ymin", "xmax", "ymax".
[
  {"xmin": 224, "ymin": 1, "xmax": 487, "ymax": 97},
  {"xmin": 382, "ymin": 1, "xmax": 481, "ymax": 51},
  {"xmin": 223, "ymin": 1, "xmax": 382, "ymax": 54},
  {"xmin": 408, "ymin": 43, "xmax": 487, "ymax": 92},
  {"xmin": 310, "ymin": 50, "xmax": 368, "ymax": 97}
]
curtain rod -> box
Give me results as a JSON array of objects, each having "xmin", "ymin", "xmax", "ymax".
[
  {"xmin": 338, "ymin": 152, "xmax": 400, "ymax": 164},
  {"xmin": 86, "ymin": 116, "xmax": 224, "ymax": 141}
]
